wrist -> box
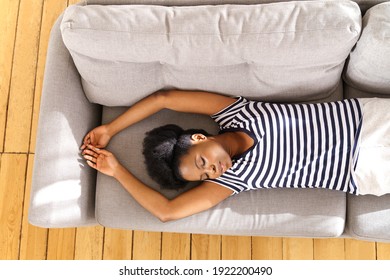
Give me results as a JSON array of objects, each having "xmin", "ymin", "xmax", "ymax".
[
  {"xmin": 113, "ymin": 163, "xmax": 126, "ymax": 179},
  {"xmin": 106, "ymin": 122, "xmax": 117, "ymax": 138}
]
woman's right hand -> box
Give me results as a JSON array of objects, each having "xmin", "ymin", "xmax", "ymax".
[
  {"xmin": 82, "ymin": 145, "xmax": 121, "ymax": 177},
  {"xmin": 81, "ymin": 124, "xmax": 112, "ymax": 150}
]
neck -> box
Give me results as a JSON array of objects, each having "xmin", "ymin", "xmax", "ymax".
[{"xmin": 213, "ymin": 132, "xmax": 250, "ymax": 158}]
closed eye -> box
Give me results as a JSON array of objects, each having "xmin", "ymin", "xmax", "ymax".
[{"xmin": 199, "ymin": 157, "xmax": 210, "ymax": 180}]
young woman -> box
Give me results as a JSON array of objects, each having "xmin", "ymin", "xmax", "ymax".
[{"xmin": 81, "ymin": 90, "xmax": 390, "ymax": 222}]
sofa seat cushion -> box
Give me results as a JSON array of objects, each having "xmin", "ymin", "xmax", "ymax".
[
  {"xmin": 95, "ymin": 107, "xmax": 346, "ymax": 236},
  {"xmin": 61, "ymin": 1, "xmax": 361, "ymax": 106},
  {"xmin": 346, "ymin": 195, "xmax": 390, "ymax": 242},
  {"xmin": 344, "ymin": 2, "xmax": 390, "ymax": 95}
]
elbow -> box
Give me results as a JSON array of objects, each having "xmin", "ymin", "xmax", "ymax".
[
  {"xmin": 158, "ymin": 215, "xmax": 172, "ymax": 223},
  {"xmin": 153, "ymin": 90, "xmax": 170, "ymax": 108},
  {"xmin": 156, "ymin": 202, "xmax": 177, "ymax": 223},
  {"xmin": 153, "ymin": 89, "xmax": 179, "ymax": 110},
  {"xmin": 157, "ymin": 213, "xmax": 174, "ymax": 223}
]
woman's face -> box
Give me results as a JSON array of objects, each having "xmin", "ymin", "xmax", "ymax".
[{"xmin": 179, "ymin": 134, "xmax": 232, "ymax": 181}]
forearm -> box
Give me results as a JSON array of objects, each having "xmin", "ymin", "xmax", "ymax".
[
  {"xmin": 112, "ymin": 164, "xmax": 231, "ymax": 222},
  {"xmin": 113, "ymin": 164, "xmax": 172, "ymax": 222},
  {"xmin": 106, "ymin": 90, "xmax": 235, "ymax": 137},
  {"xmin": 83, "ymin": 145, "xmax": 230, "ymax": 222},
  {"xmin": 107, "ymin": 92, "xmax": 165, "ymax": 137}
]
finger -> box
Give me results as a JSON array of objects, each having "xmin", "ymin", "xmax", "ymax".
[
  {"xmin": 86, "ymin": 160, "xmax": 97, "ymax": 169},
  {"xmin": 87, "ymin": 144, "xmax": 101, "ymax": 153},
  {"xmin": 87, "ymin": 145, "xmax": 111, "ymax": 156},
  {"xmin": 97, "ymin": 149, "xmax": 112, "ymax": 156},
  {"xmin": 83, "ymin": 154, "xmax": 97, "ymax": 163},
  {"xmin": 90, "ymin": 133, "xmax": 95, "ymax": 145},
  {"xmin": 82, "ymin": 149, "xmax": 98, "ymax": 158},
  {"xmin": 81, "ymin": 134, "xmax": 90, "ymax": 149},
  {"xmin": 84, "ymin": 132, "xmax": 92, "ymax": 144}
]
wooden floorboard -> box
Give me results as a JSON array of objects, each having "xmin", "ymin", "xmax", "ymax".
[
  {"xmin": 74, "ymin": 226, "xmax": 105, "ymax": 260},
  {"xmin": 0, "ymin": 0, "xmax": 388, "ymax": 261},
  {"xmin": 345, "ymin": 239, "xmax": 377, "ymax": 260},
  {"xmin": 4, "ymin": 0, "xmax": 43, "ymax": 153},
  {"xmin": 314, "ymin": 238, "xmax": 345, "ymax": 260},
  {"xmin": 132, "ymin": 231, "xmax": 161, "ymax": 260},
  {"xmin": 191, "ymin": 234, "xmax": 222, "ymax": 260},
  {"xmin": 19, "ymin": 155, "xmax": 48, "ymax": 260},
  {"xmin": 283, "ymin": 238, "xmax": 314, "ymax": 260},
  {"xmin": 252, "ymin": 237, "xmax": 283, "ymax": 260},
  {"xmin": 103, "ymin": 228, "xmax": 133, "ymax": 260},
  {"xmin": 0, "ymin": 0, "xmax": 20, "ymax": 153},
  {"xmin": 0, "ymin": 154, "xmax": 27, "ymax": 259},
  {"xmin": 46, "ymin": 228, "xmax": 76, "ymax": 260},
  {"xmin": 161, "ymin": 233, "xmax": 191, "ymax": 260},
  {"xmin": 221, "ymin": 236, "xmax": 252, "ymax": 260}
]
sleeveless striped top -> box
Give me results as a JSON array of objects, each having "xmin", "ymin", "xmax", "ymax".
[{"xmin": 207, "ymin": 97, "xmax": 363, "ymax": 195}]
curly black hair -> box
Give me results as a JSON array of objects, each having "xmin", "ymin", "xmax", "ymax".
[{"xmin": 142, "ymin": 124, "xmax": 210, "ymax": 189}]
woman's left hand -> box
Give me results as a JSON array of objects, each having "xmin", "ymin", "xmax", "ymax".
[{"xmin": 82, "ymin": 145, "xmax": 121, "ymax": 177}]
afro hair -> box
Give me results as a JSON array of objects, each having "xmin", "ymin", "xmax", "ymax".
[{"xmin": 142, "ymin": 124, "xmax": 210, "ymax": 189}]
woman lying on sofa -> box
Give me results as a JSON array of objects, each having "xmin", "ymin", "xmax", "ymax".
[{"xmin": 81, "ymin": 90, "xmax": 390, "ymax": 222}]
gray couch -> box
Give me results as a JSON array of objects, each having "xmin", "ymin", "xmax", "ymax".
[{"xmin": 29, "ymin": 0, "xmax": 390, "ymax": 242}]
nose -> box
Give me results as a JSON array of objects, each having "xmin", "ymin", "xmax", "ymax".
[{"xmin": 206, "ymin": 164, "xmax": 217, "ymax": 175}]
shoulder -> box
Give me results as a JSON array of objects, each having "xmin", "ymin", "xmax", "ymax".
[
  {"xmin": 210, "ymin": 96, "xmax": 251, "ymax": 117},
  {"xmin": 195, "ymin": 181, "xmax": 235, "ymax": 198},
  {"xmin": 211, "ymin": 96, "xmax": 259, "ymax": 129},
  {"xmin": 171, "ymin": 181, "xmax": 233, "ymax": 212}
]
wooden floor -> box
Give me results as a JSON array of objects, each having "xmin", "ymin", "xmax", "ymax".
[{"xmin": 1, "ymin": 0, "xmax": 390, "ymax": 260}]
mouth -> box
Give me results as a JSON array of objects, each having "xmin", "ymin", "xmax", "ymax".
[{"xmin": 219, "ymin": 161, "xmax": 226, "ymax": 174}]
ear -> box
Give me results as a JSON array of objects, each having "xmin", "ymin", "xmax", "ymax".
[{"xmin": 190, "ymin": 133, "xmax": 207, "ymax": 143}]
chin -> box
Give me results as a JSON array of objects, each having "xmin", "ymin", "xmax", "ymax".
[
  {"xmin": 224, "ymin": 157, "xmax": 233, "ymax": 172},
  {"xmin": 227, "ymin": 159, "xmax": 233, "ymax": 170}
]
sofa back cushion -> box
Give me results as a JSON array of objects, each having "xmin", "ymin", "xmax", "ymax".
[
  {"xmin": 344, "ymin": 2, "xmax": 390, "ymax": 95},
  {"xmin": 61, "ymin": 1, "xmax": 361, "ymax": 106}
]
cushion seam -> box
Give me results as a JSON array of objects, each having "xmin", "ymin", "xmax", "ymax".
[{"xmin": 63, "ymin": 26, "xmax": 356, "ymax": 36}]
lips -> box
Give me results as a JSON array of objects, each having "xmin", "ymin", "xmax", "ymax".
[{"xmin": 219, "ymin": 161, "xmax": 226, "ymax": 174}]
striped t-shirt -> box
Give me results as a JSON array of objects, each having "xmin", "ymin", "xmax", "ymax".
[{"xmin": 207, "ymin": 97, "xmax": 363, "ymax": 195}]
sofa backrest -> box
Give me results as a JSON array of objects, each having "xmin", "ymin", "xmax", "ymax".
[
  {"xmin": 83, "ymin": 0, "xmax": 388, "ymax": 14},
  {"xmin": 344, "ymin": 2, "xmax": 390, "ymax": 96},
  {"xmin": 61, "ymin": 0, "xmax": 361, "ymax": 106}
]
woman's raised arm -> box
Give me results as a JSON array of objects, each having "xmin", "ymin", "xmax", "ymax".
[
  {"xmin": 81, "ymin": 90, "xmax": 235, "ymax": 149},
  {"xmin": 160, "ymin": 90, "xmax": 236, "ymax": 115},
  {"xmin": 82, "ymin": 145, "xmax": 233, "ymax": 222}
]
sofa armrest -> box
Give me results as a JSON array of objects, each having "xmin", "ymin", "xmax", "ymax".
[{"xmin": 29, "ymin": 14, "xmax": 102, "ymax": 228}]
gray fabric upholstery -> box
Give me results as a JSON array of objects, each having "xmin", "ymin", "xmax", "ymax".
[
  {"xmin": 83, "ymin": 1, "xmax": 356, "ymax": 237},
  {"xmin": 344, "ymin": 84, "xmax": 390, "ymax": 99},
  {"xmin": 83, "ymin": 0, "xmax": 388, "ymax": 14},
  {"xmin": 346, "ymin": 195, "xmax": 390, "ymax": 243},
  {"xmin": 343, "ymin": 2, "xmax": 390, "ymax": 243},
  {"xmin": 96, "ymin": 107, "xmax": 346, "ymax": 237},
  {"xmin": 61, "ymin": 1, "xmax": 361, "ymax": 106},
  {"xmin": 29, "ymin": 15, "xmax": 102, "ymax": 227},
  {"xmin": 344, "ymin": 2, "xmax": 390, "ymax": 95}
]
